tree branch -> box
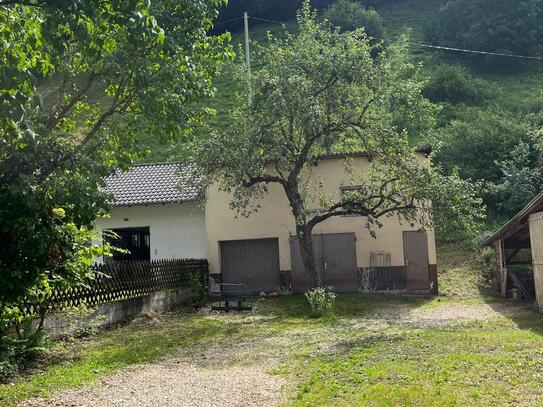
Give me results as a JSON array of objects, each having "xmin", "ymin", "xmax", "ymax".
[
  {"xmin": 45, "ymin": 72, "xmax": 96, "ymax": 133},
  {"xmin": 243, "ymin": 174, "xmax": 286, "ymax": 188}
]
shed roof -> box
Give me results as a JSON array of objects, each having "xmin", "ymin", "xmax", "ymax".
[
  {"xmin": 482, "ymin": 191, "xmax": 543, "ymax": 248},
  {"xmin": 105, "ymin": 162, "xmax": 201, "ymax": 207}
]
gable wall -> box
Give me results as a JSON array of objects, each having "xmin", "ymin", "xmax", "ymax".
[
  {"xmin": 95, "ymin": 202, "xmax": 207, "ymax": 260},
  {"xmin": 205, "ymin": 154, "xmax": 437, "ymax": 275}
]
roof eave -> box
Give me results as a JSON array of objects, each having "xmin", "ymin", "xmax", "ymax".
[
  {"xmin": 110, "ymin": 197, "xmax": 203, "ymax": 208},
  {"xmin": 482, "ymin": 190, "xmax": 543, "ymax": 246}
]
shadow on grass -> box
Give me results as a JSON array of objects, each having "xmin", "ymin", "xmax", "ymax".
[{"xmin": 476, "ymin": 284, "xmax": 543, "ymax": 337}]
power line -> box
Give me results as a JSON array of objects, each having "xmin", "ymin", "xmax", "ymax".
[
  {"xmin": 213, "ymin": 16, "xmax": 244, "ymax": 27},
  {"xmin": 222, "ymin": 14, "xmax": 543, "ymax": 61},
  {"xmin": 249, "ymin": 16, "xmax": 288, "ymax": 26},
  {"xmin": 404, "ymin": 41, "xmax": 543, "ymax": 61}
]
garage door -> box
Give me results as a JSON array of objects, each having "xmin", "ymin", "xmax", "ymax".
[
  {"xmin": 290, "ymin": 233, "xmax": 358, "ymax": 293},
  {"xmin": 220, "ymin": 238, "xmax": 280, "ymax": 293}
]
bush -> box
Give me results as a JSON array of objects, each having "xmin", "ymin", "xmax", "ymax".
[
  {"xmin": 305, "ymin": 287, "xmax": 336, "ymax": 317},
  {"xmin": 188, "ymin": 270, "xmax": 209, "ymax": 305},
  {"xmin": 323, "ymin": 0, "xmax": 384, "ymax": 40},
  {"xmin": 423, "ymin": 65, "xmax": 490, "ymax": 105},
  {"xmin": 0, "ymin": 321, "xmax": 48, "ymax": 382},
  {"xmin": 424, "ymin": 0, "xmax": 543, "ymax": 69}
]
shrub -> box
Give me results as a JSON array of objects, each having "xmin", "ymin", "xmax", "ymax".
[
  {"xmin": 188, "ymin": 270, "xmax": 209, "ymax": 305},
  {"xmin": 423, "ymin": 64, "xmax": 490, "ymax": 105},
  {"xmin": 305, "ymin": 287, "xmax": 336, "ymax": 317},
  {"xmin": 0, "ymin": 320, "xmax": 49, "ymax": 382},
  {"xmin": 323, "ymin": 0, "xmax": 384, "ymax": 41}
]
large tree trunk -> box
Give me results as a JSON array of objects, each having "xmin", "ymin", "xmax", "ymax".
[
  {"xmin": 283, "ymin": 181, "xmax": 322, "ymax": 288},
  {"xmin": 297, "ymin": 227, "xmax": 322, "ymax": 288}
]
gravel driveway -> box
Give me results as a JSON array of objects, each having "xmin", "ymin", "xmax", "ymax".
[
  {"xmin": 17, "ymin": 299, "xmax": 525, "ymax": 407},
  {"xmin": 19, "ymin": 360, "xmax": 285, "ymax": 407}
]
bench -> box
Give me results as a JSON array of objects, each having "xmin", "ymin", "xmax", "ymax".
[{"xmin": 210, "ymin": 283, "xmax": 253, "ymax": 312}]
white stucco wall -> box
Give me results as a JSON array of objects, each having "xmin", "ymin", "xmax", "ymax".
[{"xmin": 95, "ymin": 202, "xmax": 206, "ymax": 260}]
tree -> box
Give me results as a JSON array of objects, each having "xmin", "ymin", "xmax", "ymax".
[
  {"xmin": 491, "ymin": 141, "xmax": 543, "ymax": 218},
  {"xmin": 434, "ymin": 108, "xmax": 537, "ymax": 219},
  {"xmin": 323, "ymin": 0, "xmax": 384, "ymax": 41},
  {"xmin": 0, "ymin": 0, "xmax": 231, "ymax": 330},
  {"xmin": 193, "ymin": 4, "xmax": 483, "ymax": 288}
]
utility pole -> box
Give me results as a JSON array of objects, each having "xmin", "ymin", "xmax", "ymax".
[{"xmin": 243, "ymin": 11, "xmax": 252, "ymax": 106}]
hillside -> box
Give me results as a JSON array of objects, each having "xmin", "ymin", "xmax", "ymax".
[{"xmin": 144, "ymin": 0, "xmax": 543, "ymax": 163}]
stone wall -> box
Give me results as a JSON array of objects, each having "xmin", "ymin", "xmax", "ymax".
[{"xmin": 39, "ymin": 287, "xmax": 194, "ymax": 337}]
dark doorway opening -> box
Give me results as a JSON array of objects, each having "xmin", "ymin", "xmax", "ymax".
[{"xmin": 106, "ymin": 227, "xmax": 151, "ymax": 261}]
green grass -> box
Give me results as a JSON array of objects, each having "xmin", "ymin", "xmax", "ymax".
[
  {"xmin": 0, "ymin": 316, "xmax": 233, "ymax": 405},
  {"xmin": 290, "ymin": 316, "xmax": 543, "ymax": 406},
  {"xmin": 3, "ymin": 291, "xmax": 543, "ymax": 405},
  {"xmin": 2, "ymin": 239, "xmax": 543, "ymax": 407}
]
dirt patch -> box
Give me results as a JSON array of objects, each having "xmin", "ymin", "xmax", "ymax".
[{"xmin": 19, "ymin": 360, "xmax": 285, "ymax": 407}]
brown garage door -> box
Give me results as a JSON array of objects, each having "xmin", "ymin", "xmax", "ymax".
[
  {"xmin": 220, "ymin": 238, "xmax": 280, "ymax": 293},
  {"xmin": 290, "ymin": 233, "xmax": 358, "ymax": 293},
  {"xmin": 403, "ymin": 231, "xmax": 430, "ymax": 290}
]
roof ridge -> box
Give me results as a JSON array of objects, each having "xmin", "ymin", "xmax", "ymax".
[{"xmin": 131, "ymin": 160, "xmax": 189, "ymax": 167}]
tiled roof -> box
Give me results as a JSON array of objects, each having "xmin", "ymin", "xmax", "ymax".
[{"xmin": 105, "ymin": 162, "xmax": 202, "ymax": 206}]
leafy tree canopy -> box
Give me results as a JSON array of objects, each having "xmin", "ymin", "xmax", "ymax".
[
  {"xmin": 193, "ymin": 4, "xmax": 483, "ymax": 286},
  {"xmin": 323, "ymin": 0, "xmax": 384, "ymax": 41},
  {"xmin": 0, "ymin": 0, "xmax": 231, "ymax": 328}
]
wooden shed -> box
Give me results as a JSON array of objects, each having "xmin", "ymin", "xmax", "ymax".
[{"xmin": 482, "ymin": 191, "xmax": 543, "ymax": 311}]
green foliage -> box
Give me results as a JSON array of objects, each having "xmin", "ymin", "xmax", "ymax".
[
  {"xmin": 424, "ymin": 0, "xmax": 543, "ymax": 68},
  {"xmin": 323, "ymin": 0, "xmax": 384, "ymax": 41},
  {"xmin": 216, "ymin": 0, "xmax": 335, "ymax": 30},
  {"xmin": 193, "ymin": 3, "xmax": 484, "ymax": 284},
  {"xmin": 0, "ymin": 321, "xmax": 49, "ymax": 382},
  {"xmin": 423, "ymin": 64, "xmax": 491, "ymax": 105},
  {"xmin": 0, "ymin": 1, "xmax": 231, "ymax": 330},
  {"xmin": 490, "ymin": 141, "xmax": 543, "ymax": 218},
  {"xmin": 304, "ymin": 287, "xmax": 336, "ymax": 317},
  {"xmin": 435, "ymin": 109, "xmax": 533, "ymax": 183},
  {"xmin": 433, "ymin": 108, "xmax": 538, "ymax": 221},
  {"xmin": 188, "ymin": 270, "xmax": 209, "ymax": 305}
]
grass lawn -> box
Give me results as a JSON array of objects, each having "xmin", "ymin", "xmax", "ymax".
[{"xmin": 2, "ymin": 244, "xmax": 543, "ymax": 406}]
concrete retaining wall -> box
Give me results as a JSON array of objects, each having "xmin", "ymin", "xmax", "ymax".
[{"xmin": 40, "ymin": 287, "xmax": 194, "ymax": 337}]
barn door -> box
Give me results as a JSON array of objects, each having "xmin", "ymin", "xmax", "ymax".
[
  {"xmin": 290, "ymin": 235, "xmax": 324, "ymax": 293},
  {"xmin": 322, "ymin": 233, "xmax": 358, "ymax": 292},
  {"xmin": 290, "ymin": 233, "xmax": 357, "ymax": 293},
  {"xmin": 220, "ymin": 238, "xmax": 280, "ymax": 293},
  {"xmin": 403, "ymin": 231, "xmax": 430, "ymax": 290}
]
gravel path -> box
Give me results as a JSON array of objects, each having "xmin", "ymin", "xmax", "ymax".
[{"xmin": 19, "ymin": 360, "xmax": 285, "ymax": 407}]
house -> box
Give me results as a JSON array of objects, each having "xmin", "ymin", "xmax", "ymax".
[
  {"xmin": 482, "ymin": 191, "xmax": 543, "ymax": 311},
  {"xmin": 95, "ymin": 162, "xmax": 207, "ymax": 261},
  {"xmin": 97, "ymin": 152, "xmax": 438, "ymax": 295},
  {"xmin": 206, "ymin": 152, "xmax": 437, "ymax": 294}
]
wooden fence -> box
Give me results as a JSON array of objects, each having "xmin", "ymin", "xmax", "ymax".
[{"xmin": 19, "ymin": 259, "xmax": 208, "ymax": 319}]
